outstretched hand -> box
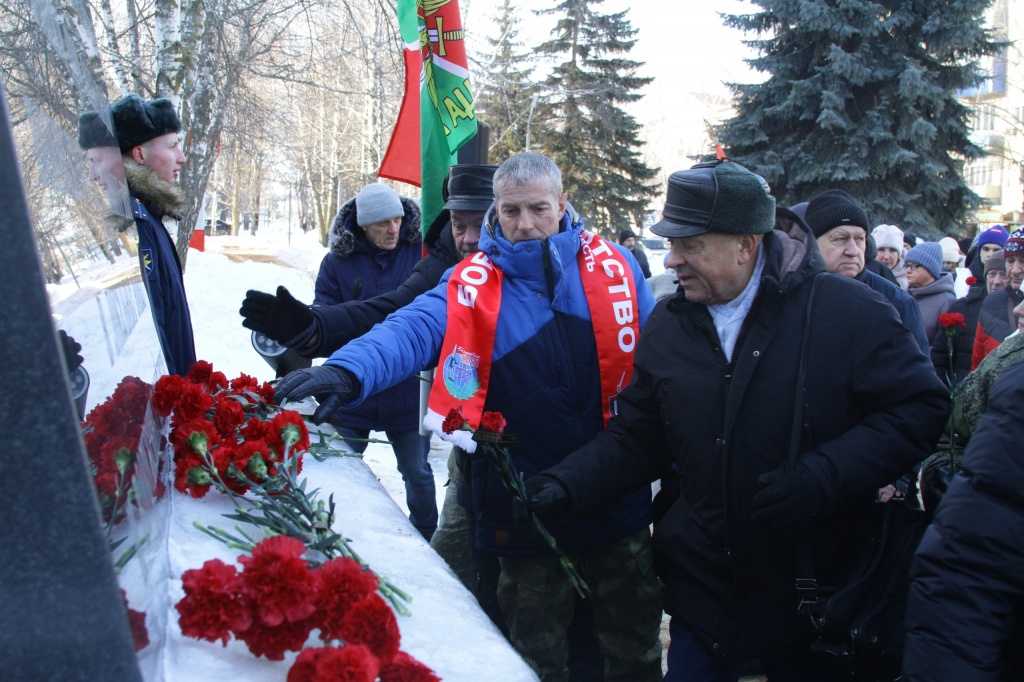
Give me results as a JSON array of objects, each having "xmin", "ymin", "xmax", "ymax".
[
  {"xmin": 240, "ymin": 286, "xmax": 315, "ymax": 346},
  {"xmin": 273, "ymin": 365, "xmax": 360, "ymax": 424}
]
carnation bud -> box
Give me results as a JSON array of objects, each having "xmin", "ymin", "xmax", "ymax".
[
  {"xmin": 113, "ymin": 446, "xmax": 135, "ymax": 474},
  {"xmin": 186, "ymin": 466, "xmax": 212, "ymax": 487},
  {"xmin": 187, "ymin": 431, "xmax": 210, "ymax": 456},
  {"xmin": 246, "ymin": 453, "xmax": 268, "ymax": 480},
  {"xmin": 280, "ymin": 423, "xmax": 301, "ymax": 449}
]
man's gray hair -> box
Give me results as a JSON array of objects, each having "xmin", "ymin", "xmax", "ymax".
[{"xmin": 493, "ymin": 152, "xmax": 562, "ymax": 201}]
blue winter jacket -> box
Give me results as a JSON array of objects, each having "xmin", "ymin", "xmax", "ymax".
[
  {"xmin": 132, "ymin": 197, "xmax": 196, "ymax": 377},
  {"xmin": 314, "ymin": 196, "xmax": 422, "ymax": 432},
  {"xmin": 326, "ymin": 204, "xmax": 657, "ymax": 556}
]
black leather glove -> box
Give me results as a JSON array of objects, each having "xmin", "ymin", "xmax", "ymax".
[
  {"xmin": 272, "ymin": 365, "xmax": 360, "ymax": 424},
  {"xmin": 240, "ymin": 286, "xmax": 316, "ymax": 347},
  {"xmin": 519, "ymin": 474, "xmax": 571, "ymax": 522},
  {"xmin": 58, "ymin": 329, "xmax": 83, "ymax": 375},
  {"xmin": 750, "ymin": 462, "xmax": 827, "ymax": 537}
]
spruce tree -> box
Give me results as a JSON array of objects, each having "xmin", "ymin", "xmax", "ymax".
[
  {"xmin": 718, "ymin": 0, "xmax": 1000, "ymax": 237},
  {"xmin": 474, "ymin": 0, "xmax": 536, "ymax": 162},
  {"xmin": 533, "ymin": 0, "xmax": 658, "ymax": 237}
]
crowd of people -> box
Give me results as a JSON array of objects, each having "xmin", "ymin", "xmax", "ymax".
[{"xmin": 71, "ymin": 92, "xmax": 1024, "ymax": 682}]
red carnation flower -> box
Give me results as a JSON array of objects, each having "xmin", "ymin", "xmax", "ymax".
[
  {"xmin": 338, "ymin": 593, "xmax": 401, "ymax": 664},
  {"xmin": 212, "ymin": 397, "xmax": 246, "ymax": 438},
  {"xmin": 441, "ymin": 407, "xmax": 467, "ymax": 435},
  {"xmin": 152, "ymin": 375, "xmax": 186, "ymax": 417},
  {"xmin": 209, "ymin": 371, "xmax": 229, "ymax": 393},
  {"xmin": 232, "ymin": 439, "xmax": 271, "ymax": 482},
  {"xmin": 240, "ymin": 416, "xmax": 270, "ymax": 443},
  {"xmin": 186, "ymin": 360, "xmax": 215, "ymax": 386},
  {"xmin": 938, "ymin": 312, "xmax": 966, "ymax": 329},
  {"xmin": 269, "ymin": 410, "xmax": 311, "ymax": 453},
  {"xmin": 230, "ymin": 373, "xmax": 259, "ymax": 391},
  {"xmin": 380, "ymin": 651, "xmax": 441, "ymax": 682},
  {"xmin": 236, "ymin": 613, "xmax": 315, "ymax": 660},
  {"xmin": 287, "ymin": 644, "xmax": 380, "ymax": 682},
  {"xmin": 171, "ymin": 418, "xmax": 220, "ymax": 459},
  {"xmin": 238, "ymin": 536, "xmax": 318, "ymax": 627},
  {"xmin": 120, "ymin": 589, "xmax": 150, "ymax": 652},
  {"xmin": 480, "ymin": 411, "xmax": 507, "ymax": 434},
  {"xmin": 255, "ymin": 381, "xmax": 277, "ymax": 403},
  {"xmin": 176, "ymin": 559, "xmax": 252, "ymax": 645},
  {"xmin": 173, "ymin": 382, "xmax": 215, "ymax": 422},
  {"xmin": 965, "ymin": 276, "xmax": 977, "ymax": 286},
  {"xmin": 313, "ymin": 557, "xmax": 380, "ymax": 640}
]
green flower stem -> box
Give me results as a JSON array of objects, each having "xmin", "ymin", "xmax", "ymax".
[
  {"xmin": 478, "ymin": 441, "xmax": 591, "ymax": 599},
  {"xmin": 189, "ymin": 431, "xmax": 413, "ymax": 614}
]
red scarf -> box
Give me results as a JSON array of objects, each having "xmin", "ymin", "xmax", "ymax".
[{"xmin": 424, "ymin": 232, "xmax": 638, "ymax": 452}]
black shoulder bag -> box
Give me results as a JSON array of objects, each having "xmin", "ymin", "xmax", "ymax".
[{"xmin": 791, "ymin": 274, "xmax": 928, "ymax": 681}]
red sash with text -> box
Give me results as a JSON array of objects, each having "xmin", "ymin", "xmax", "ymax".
[{"xmin": 424, "ymin": 233, "xmax": 638, "ymax": 452}]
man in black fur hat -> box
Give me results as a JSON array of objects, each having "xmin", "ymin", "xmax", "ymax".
[{"xmin": 109, "ymin": 94, "xmax": 196, "ymax": 376}]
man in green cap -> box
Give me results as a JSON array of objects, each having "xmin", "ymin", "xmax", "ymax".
[{"xmin": 521, "ymin": 159, "xmax": 948, "ymax": 680}]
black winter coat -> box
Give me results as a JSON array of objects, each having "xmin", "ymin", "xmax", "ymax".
[
  {"xmin": 543, "ymin": 214, "xmax": 949, "ymax": 661},
  {"xmin": 931, "ymin": 283, "xmax": 986, "ymax": 385},
  {"xmin": 126, "ymin": 163, "xmax": 196, "ymax": 377},
  {"xmin": 904, "ymin": 360, "xmax": 1024, "ymax": 682},
  {"xmin": 306, "ymin": 209, "xmax": 461, "ymax": 358}
]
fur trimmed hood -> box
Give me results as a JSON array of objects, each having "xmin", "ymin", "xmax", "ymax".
[
  {"xmin": 124, "ymin": 160, "xmax": 186, "ymax": 219},
  {"xmin": 328, "ymin": 195, "xmax": 421, "ymax": 257}
]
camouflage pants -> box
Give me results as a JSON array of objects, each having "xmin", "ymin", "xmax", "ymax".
[
  {"xmin": 497, "ymin": 528, "xmax": 663, "ymax": 682},
  {"xmin": 428, "ymin": 447, "xmax": 475, "ymax": 590}
]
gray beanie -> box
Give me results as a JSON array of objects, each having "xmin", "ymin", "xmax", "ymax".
[
  {"xmin": 984, "ymin": 252, "xmax": 1006, "ymax": 277},
  {"xmin": 905, "ymin": 242, "xmax": 943, "ymax": 280},
  {"xmin": 355, "ymin": 183, "xmax": 404, "ymax": 227}
]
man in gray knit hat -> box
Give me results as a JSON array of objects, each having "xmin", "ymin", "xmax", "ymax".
[
  {"xmin": 521, "ymin": 159, "xmax": 947, "ymax": 680},
  {"xmin": 310, "ymin": 181, "xmax": 439, "ymax": 540}
]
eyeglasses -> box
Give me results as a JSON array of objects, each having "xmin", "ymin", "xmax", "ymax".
[{"xmin": 906, "ymin": 263, "xmax": 921, "ymax": 271}]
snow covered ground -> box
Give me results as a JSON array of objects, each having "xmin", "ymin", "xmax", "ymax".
[{"xmin": 46, "ymin": 218, "xmax": 705, "ymax": 679}]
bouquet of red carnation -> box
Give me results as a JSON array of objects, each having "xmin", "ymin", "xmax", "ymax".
[
  {"xmin": 177, "ymin": 536, "xmax": 437, "ymax": 680},
  {"xmin": 82, "ymin": 375, "xmax": 155, "ymax": 523},
  {"xmin": 151, "ymin": 361, "xmax": 305, "ymax": 498}
]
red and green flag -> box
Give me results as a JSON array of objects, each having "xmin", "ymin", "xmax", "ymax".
[{"xmin": 378, "ymin": 0, "xmax": 478, "ymax": 235}]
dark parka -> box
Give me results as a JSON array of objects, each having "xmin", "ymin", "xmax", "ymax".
[
  {"xmin": 973, "ymin": 285, "xmax": 1024, "ymax": 369},
  {"xmin": 932, "ymin": 283, "xmax": 987, "ymax": 385},
  {"xmin": 542, "ymin": 212, "xmax": 949, "ymax": 661},
  {"xmin": 305, "ymin": 208, "xmax": 461, "ymax": 358},
  {"xmin": 313, "ymin": 196, "xmax": 423, "ymax": 432},
  {"xmin": 125, "ymin": 162, "xmax": 196, "ymax": 377},
  {"xmin": 904, "ymin": 359, "xmax": 1024, "ymax": 682},
  {"xmin": 855, "ymin": 268, "xmax": 929, "ymax": 354}
]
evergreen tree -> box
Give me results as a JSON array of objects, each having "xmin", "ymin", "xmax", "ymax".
[
  {"xmin": 474, "ymin": 0, "xmax": 536, "ymax": 162},
  {"xmin": 718, "ymin": 0, "xmax": 1001, "ymax": 237},
  {"xmin": 533, "ymin": 0, "xmax": 658, "ymax": 237}
]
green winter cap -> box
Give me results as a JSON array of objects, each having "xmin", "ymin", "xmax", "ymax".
[{"xmin": 651, "ymin": 160, "xmax": 776, "ymax": 239}]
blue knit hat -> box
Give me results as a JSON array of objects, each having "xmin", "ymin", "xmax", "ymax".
[
  {"xmin": 977, "ymin": 225, "xmax": 1009, "ymax": 250},
  {"xmin": 355, "ymin": 183, "xmax": 404, "ymax": 227},
  {"xmin": 905, "ymin": 242, "xmax": 943, "ymax": 280}
]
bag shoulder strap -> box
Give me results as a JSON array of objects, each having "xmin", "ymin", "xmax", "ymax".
[{"xmin": 792, "ymin": 272, "xmax": 825, "ymax": 610}]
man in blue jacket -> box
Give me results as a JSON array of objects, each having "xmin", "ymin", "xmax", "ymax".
[
  {"xmin": 519, "ymin": 160, "xmax": 947, "ymax": 681},
  {"xmin": 275, "ymin": 152, "xmax": 663, "ymax": 681},
  {"xmin": 109, "ymin": 95, "xmax": 196, "ymax": 376}
]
